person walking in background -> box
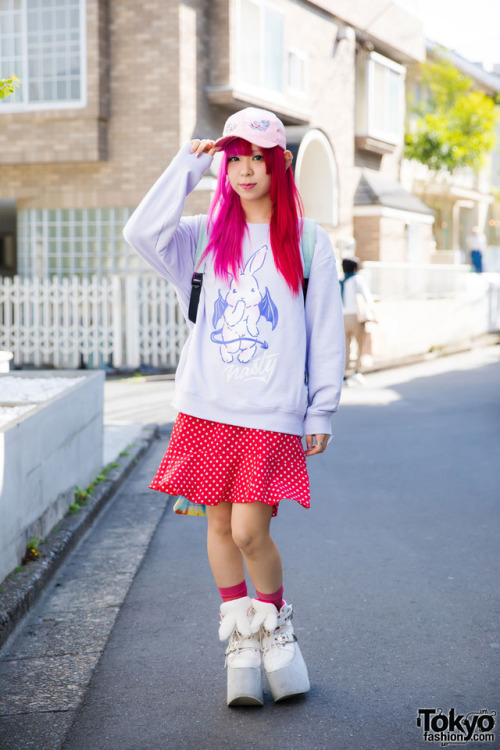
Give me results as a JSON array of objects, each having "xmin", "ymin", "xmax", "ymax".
[
  {"xmin": 340, "ymin": 257, "xmax": 376, "ymax": 384},
  {"xmin": 123, "ymin": 108, "xmax": 345, "ymax": 707},
  {"xmin": 466, "ymin": 226, "xmax": 486, "ymax": 273}
]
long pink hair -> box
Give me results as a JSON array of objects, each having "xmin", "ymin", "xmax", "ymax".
[{"xmin": 200, "ymin": 138, "xmax": 304, "ymax": 295}]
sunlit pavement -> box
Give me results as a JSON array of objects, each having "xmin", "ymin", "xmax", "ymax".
[{"xmin": 340, "ymin": 344, "xmax": 500, "ymax": 406}]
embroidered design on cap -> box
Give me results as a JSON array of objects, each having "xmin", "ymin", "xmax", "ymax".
[{"xmin": 250, "ymin": 120, "xmax": 270, "ymax": 132}]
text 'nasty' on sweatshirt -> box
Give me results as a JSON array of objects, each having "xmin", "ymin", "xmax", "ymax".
[{"xmin": 123, "ymin": 143, "xmax": 345, "ymax": 436}]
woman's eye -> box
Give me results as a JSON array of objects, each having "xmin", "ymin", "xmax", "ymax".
[
  {"xmin": 228, "ymin": 156, "xmax": 239, "ymax": 162},
  {"xmin": 253, "ymin": 155, "xmax": 263, "ymax": 161}
]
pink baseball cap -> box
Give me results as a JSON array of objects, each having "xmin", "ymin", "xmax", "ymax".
[{"xmin": 215, "ymin": 107, "xmax": 286, "ymax": 151}]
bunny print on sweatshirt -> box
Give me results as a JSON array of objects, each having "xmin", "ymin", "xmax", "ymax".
[{"xmin": 211, "ymin": 245, "xmax": 278, "ymax": 364}]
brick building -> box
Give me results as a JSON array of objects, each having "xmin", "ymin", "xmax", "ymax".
[{"xmin": 0, "ymin": 0, "xmax": 433, "ymax": 278}]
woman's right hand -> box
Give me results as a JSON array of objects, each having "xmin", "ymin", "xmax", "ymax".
[{"xmin": 190, "ymin": 139, "xmax": 218, "ymax": 157}]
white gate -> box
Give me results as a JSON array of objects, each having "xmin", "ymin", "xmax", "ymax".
[
  {"xmin": 0, "ymin": 276, "xmax": 123, "ymax": 369},
  {"xmin": 0, "ymin": 274, "xmax": 189, "ymax": 370}
]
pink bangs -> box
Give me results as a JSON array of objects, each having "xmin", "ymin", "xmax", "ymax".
[
  {"xmin": 223, "ymin": 137, "xmax": 254, "ymax": 158},
  {"xmin": 201, "ymin": 138, "xmax": 304, "ymax": 294}
]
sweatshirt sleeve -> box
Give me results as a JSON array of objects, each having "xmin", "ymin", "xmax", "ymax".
[
  {"xmin": 303, "ymin": 225, "xmax": 345, "ymax": 436},
  {"xmin": 123, "ymin": 143, "xmax": 214, "ymax": 304}
]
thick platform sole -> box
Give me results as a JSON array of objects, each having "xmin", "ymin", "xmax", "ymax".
[
  {"xmin": 265, "ymin": 647, "xmax": 310, "ymax": 702},
  {"xmin": 227, "ymin": 666, "xmax": 263, "ymax": 706}
]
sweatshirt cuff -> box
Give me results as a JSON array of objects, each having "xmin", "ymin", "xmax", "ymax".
[{"xmin": 303, "ymin": 413, "xmax": 332, "ymax": 437}]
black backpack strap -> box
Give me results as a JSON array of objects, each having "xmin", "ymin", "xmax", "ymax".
[
  {"xmin": 188, "ymin": 216, "xmax": 209, "ymax": 324},
  {"xmin": 188, "ymin": 272, "xmax": 204, "ymax": 324}
]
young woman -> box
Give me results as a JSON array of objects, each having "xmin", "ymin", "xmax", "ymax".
[{"xmin": 124, "ymin": 107, "xmax": 345, "ymax": 706}]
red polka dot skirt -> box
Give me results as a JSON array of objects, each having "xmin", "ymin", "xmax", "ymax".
[{"xmin": 149, "ymin": 412, "xmax": 310, "ymax": 518}]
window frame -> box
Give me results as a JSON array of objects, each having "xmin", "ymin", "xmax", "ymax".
[
  {"xmin": 236, "ymin": 0, "xmax": 286, "ymax": 97},
  {"xmin": 0, "ymin": 0, "xmax": 87, "ymax": 114},
  {"xmin": 356, "ymin": 50, "xmax": 406, "ymax": 146}
]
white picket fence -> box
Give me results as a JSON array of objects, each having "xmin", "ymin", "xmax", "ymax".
[
  {"xmin": 0, "ymin": 275, "xmax": 190, "ymax": 370},
  {"xmin": 124, "ymin": 276, "xmax": 190, "ymax": 369}
]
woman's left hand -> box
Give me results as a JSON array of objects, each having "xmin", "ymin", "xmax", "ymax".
[
  {"xmin": 305, "ymin": 434, "xmax": 329, "ymax": 456},
  {"xmin": 190, "ymin": 138, "xmax": 218, "ymax": 157}
]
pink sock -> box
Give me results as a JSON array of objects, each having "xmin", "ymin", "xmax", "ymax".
[
  {"xmin": 218, "ymin": 580, "xmax": 248, "ymax": 603},
  {"xmin": 255, "ymin": 585, "xmax": 284, "ymax": 612}
]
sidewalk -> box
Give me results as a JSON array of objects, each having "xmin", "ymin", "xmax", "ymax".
[
  {"xmin": 0, "ymin": 374, "xmax": 178, "ymax": 650},
  {"xmin": 0, "ymin": 431, "xmax": 172, "ymax": 750}
]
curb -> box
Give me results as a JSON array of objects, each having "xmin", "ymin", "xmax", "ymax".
[{"xmin": 0, "ymin": 423, "xmax": 159, "ymax": 650}]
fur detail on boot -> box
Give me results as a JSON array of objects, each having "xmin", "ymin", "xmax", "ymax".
[
  {"xmin": 250, "ymin": 599, "xmax": 278, "ymax": 633},
  {"xmin": 219, "ymin": 596, "xmax": 253, "ymax": 641}
]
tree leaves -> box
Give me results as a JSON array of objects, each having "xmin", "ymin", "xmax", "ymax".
[
  {"xmin": 0, "ymin": 75, "xmax": 20, "ymax": 100},
  {"xmin": 405, "ymin": 56, "xmax": 497, "ymax": 173}
]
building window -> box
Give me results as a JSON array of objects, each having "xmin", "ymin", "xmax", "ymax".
[
  {"xmin": 356, "ymin": 51, "xmax": 405, "ymax": 146},
  {"xmin": 0, "ymin": 0, "xmax": 86, "ymax": 111},
  {"xmin": 17, "ymin": 208, "xmax": 142, "ymax": 278},
  {"xmin": 237, "ymin": 0, "xmax": 284, "ymax": 94}
]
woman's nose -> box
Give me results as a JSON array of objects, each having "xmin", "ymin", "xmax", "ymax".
[{"xmin": 240, "ymin": 159, "xmax": 253, "ymax": 175}]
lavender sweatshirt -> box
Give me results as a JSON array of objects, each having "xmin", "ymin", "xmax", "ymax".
[{"xmin": 123, "ymin": 143, "xmax": 345, "ymax": 436}]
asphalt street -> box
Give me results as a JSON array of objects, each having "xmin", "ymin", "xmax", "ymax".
[{"xmin": 1, "ymin": 347, "xmax": 499, "ymax": 750}]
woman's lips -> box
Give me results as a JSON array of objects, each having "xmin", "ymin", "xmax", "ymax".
[{"xmin": 240, "ymin": 183, "xmax": 256, "ymax": 190}]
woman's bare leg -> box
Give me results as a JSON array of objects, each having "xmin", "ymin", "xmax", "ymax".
[
  {"xmin": 206, "ymin": 503, "xmax": 245, "ymax": 587},
  {"xmin": 230, "ymin": 502, "xmax": 282, "ymax": 594}
]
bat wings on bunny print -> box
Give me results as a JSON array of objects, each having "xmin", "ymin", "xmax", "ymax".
[{"xmin": 210, "ymin": 245, "xmax": 278, "ymax": 364}]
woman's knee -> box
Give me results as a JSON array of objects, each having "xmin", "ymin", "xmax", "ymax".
[
  {"xmin": 206, "ymin": 504, "xmax": 233, "ymax": 540},
  {"xmin": 231, "ymin": 517, "xmax": 271, "ymax": 557}
]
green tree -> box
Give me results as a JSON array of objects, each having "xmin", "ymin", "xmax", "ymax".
[
  {"xmin": 405, "ymin": 55, "xmax": 497, "ymax": 173},
  {"xmin": 0, "ymin": 75, "xmax": 19, "ymax": 99}
]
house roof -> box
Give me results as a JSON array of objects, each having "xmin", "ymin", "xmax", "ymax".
[{"xmin": 354, "ymin": 170, "xmax": 434, "ymax": 215}]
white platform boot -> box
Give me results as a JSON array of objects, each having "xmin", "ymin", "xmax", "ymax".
[
  {"xmin": 219, "ymin": 596, "xmax": 263, "ymax": 706},
  {"xmin": 251, "ymin": 599, "xmax": 310, "ymax": 702}
]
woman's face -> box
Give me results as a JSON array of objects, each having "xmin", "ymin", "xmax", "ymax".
[{"xmin": 226, "ymin": 144, "xmax": 272, "ymax": 203}]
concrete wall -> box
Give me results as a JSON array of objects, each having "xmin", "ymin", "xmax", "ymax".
[
  {"xmin": 368, "ymin": 277, "xmax": 500, "ymax": 364},
  {"xmin": 0, "ymin": 372, "xmax": 104, "ymax": 583}
]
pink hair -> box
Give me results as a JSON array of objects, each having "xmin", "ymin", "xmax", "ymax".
[{"xmin": 200, "ymin": 138, "xmax": 304, "ymax": 295}]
